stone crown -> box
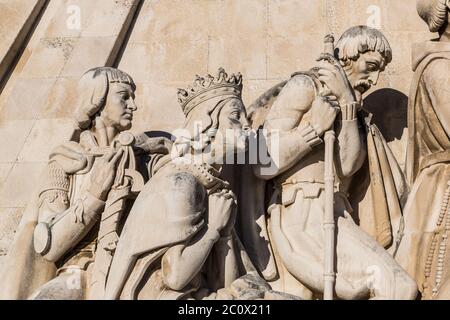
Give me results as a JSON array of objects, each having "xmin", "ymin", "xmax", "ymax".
[{"xmin": 177, "ymin": 68, "xmax": 243, "ymax": 116}]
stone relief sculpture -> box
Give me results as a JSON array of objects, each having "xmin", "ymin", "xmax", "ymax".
[
  {"xmin": 0, "ymin": 2, "xmax": 444, "ymax": 300},
  {"xmin": 396, "ymin": 0, "xmax": 450, "ymax": 300},
  {"xmin": 250, "ymin": 26, "xmax": 417, "ymax": 300},
  {"xmin": 0, "ymin": 67, "xmax": 170, "ymax": 300},
  {"xmin": 103, "ymin": 68, "xmax": 295, "ymax": 300}
]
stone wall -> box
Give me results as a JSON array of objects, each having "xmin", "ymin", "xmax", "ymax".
[{"xmin": 0, "ymin": 0, "xmax": 434, "ymax": 265}]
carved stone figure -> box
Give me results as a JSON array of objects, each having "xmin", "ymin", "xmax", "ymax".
[
  {"xmin": 396, "ymin": 0, "xmax": 450, "ymax": 300},
  {"xmin": 251, "ymin": 26, "xmax": 418, "ymax": 300},
  {"xmin": 0, "ymin": 67, "xmax": 170, "ymax": 300},
  {"xmin": 103, "ymin": 69, "xmax": 293, "ymax": 300}
]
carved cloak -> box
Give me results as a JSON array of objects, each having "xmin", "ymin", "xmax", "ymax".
[{"xmin": 104, "ymin": 161, "xmax": 256, "ymax": 300}]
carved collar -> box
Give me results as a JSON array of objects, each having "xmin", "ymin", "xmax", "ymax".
[{"xmin": 167, "ymin": 160, "xmax": 229, "ymax": 193}]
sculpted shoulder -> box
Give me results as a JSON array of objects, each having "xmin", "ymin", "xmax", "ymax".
[
  {"xmin": 422, "ymin": 58, "xmax": 450, "ymax": 88},
  {"xmin": 265, "ymin": 73, "xmax": 317, "ymax": 124},
  {"xmin": 277, "ymin": 73, "xmax": 316, "ymax": 106},
  {"xmin": 135, "ymin": 163, "xmax": 207, "ymax": 214}
]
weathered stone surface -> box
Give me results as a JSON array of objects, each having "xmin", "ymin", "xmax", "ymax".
[
  {"xmin": 0, "ymin": 0, "xmax": 446, "ymax": 301},
  {"xmin": 0, "ymin": 163, "xmax": 13, "ymax": 188},
  {"xmin": 0, "ymin": 0, "xmax": 47, "ymax": 84},
  {"xmin": 0, "ymin": 207, "xmax": 23, "ymax": 257},
  {"xmin": 0, "ymin": 162, "xmax": 46, "ymax": 207},
  {"xmin": 17, "ymin": 118, "xmax": 74, "ymax": 162},
  {"xmin": 0, "ymin": 120, "xmax": 35, "ymax": 162},
  {"xmin": 0, "ymin": 207, "xmax": 23, "ymax": 275}
]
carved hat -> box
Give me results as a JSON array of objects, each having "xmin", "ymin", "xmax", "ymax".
[
  {"xmin": 177, "ymin": 68, "xmax": 243, "ymax": 117},
  {"xmin": 417, "ymin": 0, "xmax": 448, "ymax": 33},
  {"xmin": 74, "ymin": 67, "xmax": 136, "ymax": 130}
]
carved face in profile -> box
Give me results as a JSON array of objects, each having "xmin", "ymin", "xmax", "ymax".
[
  {"xmin": 100, "ymin": 82, "xmax": 137, "ymax": 131},
  {"xmin": 211, "ymin": 98, "xmax": 250, "ymax": 162},
  {"xmin": 344, "ymin": 51, "xmax": 387, "ymax": 95}
]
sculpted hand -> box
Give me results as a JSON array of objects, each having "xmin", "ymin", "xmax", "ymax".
[
  {"xmin": 316, "ymin": 53, "xmax": 355, "ymax": 105},
  {"xmin": 89, "ymin": 149, "xmax": 124, "ymax": 201},
  {"xmin": 310, "ymin": 96, "xmax": 340, "ymax": 136},
  {"xmin": 208, "ymin": 189, "xmax": 237, "ymax": 236}
]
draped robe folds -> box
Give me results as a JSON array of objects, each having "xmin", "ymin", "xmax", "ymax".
[
  {"xmin": 396, "ymin": 41, "xmax": 450, "ymax": 299},
  {"xmin": 0, "ymin": 132, "xmax": 166, "ymax": 300},
  {"xmin": 231, "ymin": 71, "xmax": 408, "ymax": 286},
  {"xmin": 103, "ymin": 161, "xmax": 258, "ymax": 300}
]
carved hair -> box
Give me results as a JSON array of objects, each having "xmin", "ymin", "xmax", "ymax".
[
  {"xmin": 74, "ymin": 67, "xmax": 136, "ymax": 130},
  {"xmin": 417, "ymin": 0, "xmax": 448, "ymax": 33},
  {"xmin": 335, "ymin": 26, "xmax": 392, "ymax": 65}
]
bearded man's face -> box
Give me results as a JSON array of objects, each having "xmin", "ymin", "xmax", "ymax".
[{"xmin": 344, "ymin": 51, "xmax": 387, "ymax": 95}]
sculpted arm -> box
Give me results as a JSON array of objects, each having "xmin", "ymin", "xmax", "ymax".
[
  {"xmin": 334, "ymin": 106, "xmax": 366, "ymax": 179},
  {"xmin": 34, "ymin": 151, "xmax": 121, "ymax": 262},
  {"xmin": 161, "ymin": 227, "xmax": 221, "ymax": 291},
  {"xmin": 34, "ymin": 162, "xmax": 105, "ymax": 262},
  {"xmin": 253, "ymin": 75, "xmax": 323, "ymax": 180},
  {"xmin": 161, "ymin": 187, "xmax": 235, "ymax": 291}
]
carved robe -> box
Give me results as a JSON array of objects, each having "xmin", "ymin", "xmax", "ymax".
[
  {"xmin": 104, "ymin": 161, "xmax": 264, "ymax": 300},
  {"xmin": 396, "ymin": 41, "xmax": 450, "ymax": 299}
]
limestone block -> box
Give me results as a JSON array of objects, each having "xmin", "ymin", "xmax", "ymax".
[
  {"xmin": 43, "ymin": 0, "xmax": 83, "ymax": 39},
  {"xmin": 0, "ymin": 0, "xmax": 46, "ymax": 82},
  {"xmin": 122, "ymin": 0, "xmax": 154, "ymax": 44},
  {"xmin": 267, "ymin": 33, "xmax": 324, "ymax": 78},
  {"xmin": 205, "ymin": 0, "xmax": 267, "ymax": 79},
  {"xmin": 81, "ymin": 0, "xmax": 140, "ymax": 37},
  {"xmin": 0, "ymin": 120, "xmax": 35, "ymax": 162},
  {"xmin": 142, "ymin": 0, "xmax": 210, "ymax": 40},
  {"xmin": 386, "ymin": 0, "xmax": 432, "ymax": 32},
  {"xmin": 0, "ymin": 163, "xmax": 13, "ymax": 188},
  {"xmin": 39, "ymin": 77, "xmax": 80, "ymax": 119},
  {"xmin": 205, "ymin": 0, "xmax": 267, "ymax": 39},
  {"xmin": 268, "ymin": 0, "xmax": 326, "ymax": 38},
  {"xmin": 17, "ymin": 118, "xmax": 74, "ymax": 163},
  {"xmin": 44, "ymin": 0, "xmax": 140, "ymax": 38},
  {"xmin": 208, "ymin": 35, "xmax": 267, "ymax": 80},
  {"xmin": 129, "ymin": 81, "xmax": 185, "ymax": 134},
  {"xmin": 0, "ymin": 207, "xmax": 23, "ymax": 258},
  {"xmin": 0, "ymin": 162, "xmax": 46, "ymax": 208},
  {"xmin": 118, "ymin": 42, "xmax": 147, "ymax": 82},
  {"xmin": 59, "ymin": 36, "xmax": 120, "ymax": 78},
  {"xmin": 384, "ymin": 31, "xmax": 431, "ymax": 78},
  {"xmin": 0, "ymin": 0, "xmax": 60, "ymax": 107},
  {"xmin": 144, "ymin": 33, "xmax": 209, "ymax": 83},
  {"xmin": 20, "ymin": 37, "xmax": 77, "ymax": 79},
  {"xmin": 1, "ymin": 78, "xmax": 56, "ymax": 121}
]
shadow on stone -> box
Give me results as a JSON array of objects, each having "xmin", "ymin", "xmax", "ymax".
[{"xmin": 363, "ymin": 88, "xmax": 408, "ymax": 143}]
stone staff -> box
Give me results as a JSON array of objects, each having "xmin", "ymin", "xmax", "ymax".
[{"xmin": 322, "ymin": 34, "xmax": 336, "ymax": 301}]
